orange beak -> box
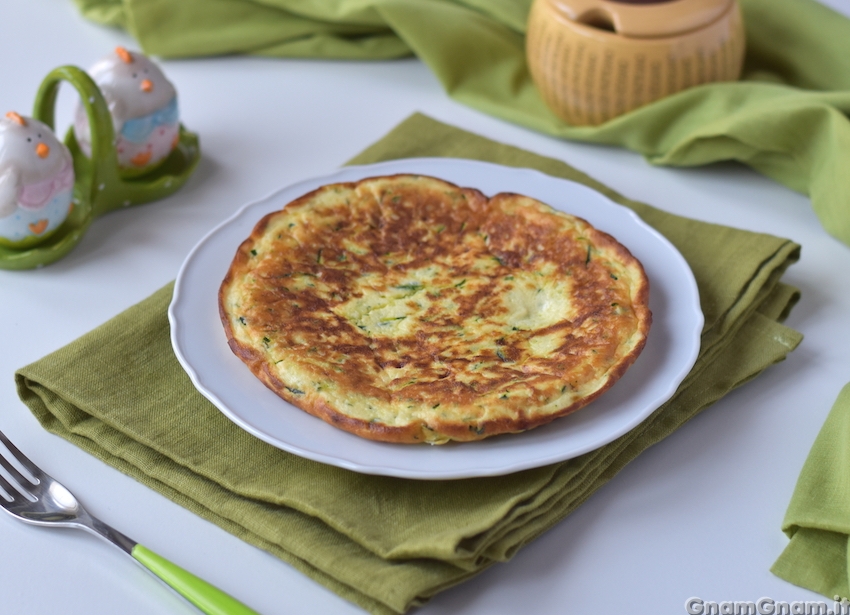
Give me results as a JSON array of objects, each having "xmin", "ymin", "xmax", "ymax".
[
  {"xmin": 140, "ymin": 79, "xmax": 153, "ymax": 93},
  {"xmin": 36, "ymin": 143, "xmax": 50, "ymax": 159}
]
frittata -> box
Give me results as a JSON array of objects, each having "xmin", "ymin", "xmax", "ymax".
[{"xmin": 219, "ymin": 174, "xmax": 651, "ymax": 444}]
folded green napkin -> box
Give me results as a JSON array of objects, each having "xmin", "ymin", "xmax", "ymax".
[
  {"xmin": 15, "ymin": 114, "xmax": 803, "ymax": 615},
  {"xmin": 772, "ymin": 383, "xmax": 850, "ymax": 601},
  {"xmin": 74, "ymin": 0, "xmax": 850, "ymax": 246}
]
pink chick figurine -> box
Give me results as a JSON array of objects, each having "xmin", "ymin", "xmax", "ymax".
[
  {"xmin": 0, "ymin": 112, "xmax": 75, "ymax": 248},
  {"xmin": 74, "ymin": 47, "xmax": 179, "ymax": 173}
]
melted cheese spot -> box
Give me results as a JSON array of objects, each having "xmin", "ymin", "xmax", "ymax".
[
  {"xmin": 499, "ymin": 274, "xmax": 576, "ymax": 332},
  {"xmin": 528, "ymin": 331, "xmax": 565, "ymax": 357}
]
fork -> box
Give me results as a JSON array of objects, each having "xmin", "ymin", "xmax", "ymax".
[{"xmin": 0, "ymin": 428, "xmax": 259, "ymax": 615}]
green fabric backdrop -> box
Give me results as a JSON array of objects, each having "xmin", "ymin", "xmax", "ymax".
[{"xmin": 72, "ymin": 0, "xmax": 850, "ymax": 246}]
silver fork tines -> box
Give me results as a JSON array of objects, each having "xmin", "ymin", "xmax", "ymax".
[
  {"xmin": 0, "ymin": 429, "xmax": 40, "ymax": 500},
  {"xmin": 0, "ymin": 429, "xmax": 133, "ymax": 547}
]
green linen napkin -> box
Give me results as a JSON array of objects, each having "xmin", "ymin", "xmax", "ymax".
[
  {"xmin": 772, "ymin": 383, "xmax": 850, "ymax": 602},
  {"xmin": 73, "ymin": 0, "xmax": 850, "ymax": 246},
  {"xmin": 15, "ymin": 114, "xmax": 804, "ymax": 615}
]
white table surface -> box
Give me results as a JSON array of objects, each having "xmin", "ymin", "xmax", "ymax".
[{"xmin": 2, "ymin": 1, "xmax": 849, "ymax": 614}]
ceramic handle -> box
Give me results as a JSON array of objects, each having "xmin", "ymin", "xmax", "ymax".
[
  {"xmin": 132, "ymin": 544, "xmax": 260, "ymax": 615},
  {"xmin": 548, "ymin": 0, "xmax": 606, "ymax": 21}
]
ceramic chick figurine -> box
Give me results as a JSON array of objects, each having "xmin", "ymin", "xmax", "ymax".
[
  {"xmin": 74, "ymin": 47, "xmax": 180, "ymax": 173},
  {"xmin": 0, "ymin": 112, "xmax": 75, "ymax": 248}
]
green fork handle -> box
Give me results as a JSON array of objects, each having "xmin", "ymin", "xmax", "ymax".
[{"xmin": 132, "ymin": 544, "xmax": 260, "ymax": 615}]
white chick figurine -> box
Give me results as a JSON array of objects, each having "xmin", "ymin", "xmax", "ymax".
[
  {"xmin": 0, "ymin": 112, "xmax": 75, "ymax": 248},
  {"xmin": 74, "ymin": 47, "xmax": 179, "ymax": 172}
]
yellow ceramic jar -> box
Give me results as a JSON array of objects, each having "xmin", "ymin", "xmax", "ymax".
[{"xmin": 526, "ymin": 0, "xmax": 746, "ymax": 126}]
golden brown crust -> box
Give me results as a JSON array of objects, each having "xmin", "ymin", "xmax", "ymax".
[{"xmin": 219, "ymin": 174, "xmax": 651, "ymax": 444}]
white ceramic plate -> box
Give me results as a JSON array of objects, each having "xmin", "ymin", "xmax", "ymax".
[{"xmin": 169, "ymin": 158, "xmax": 703, "ymax": 479}]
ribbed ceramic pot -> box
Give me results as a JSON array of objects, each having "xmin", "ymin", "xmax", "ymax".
[{"xmin": 526, "ymin": 0, "xmax": 745, "ymax": 126}]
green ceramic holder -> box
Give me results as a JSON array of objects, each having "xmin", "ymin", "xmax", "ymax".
[{"xmin": 0, "ymin": 65, "xmax": 200, "ymax": 270}]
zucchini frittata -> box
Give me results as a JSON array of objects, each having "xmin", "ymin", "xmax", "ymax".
[{"xmin": 219, "ymin": 174, "xmax": 651, "ymax": 444}]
